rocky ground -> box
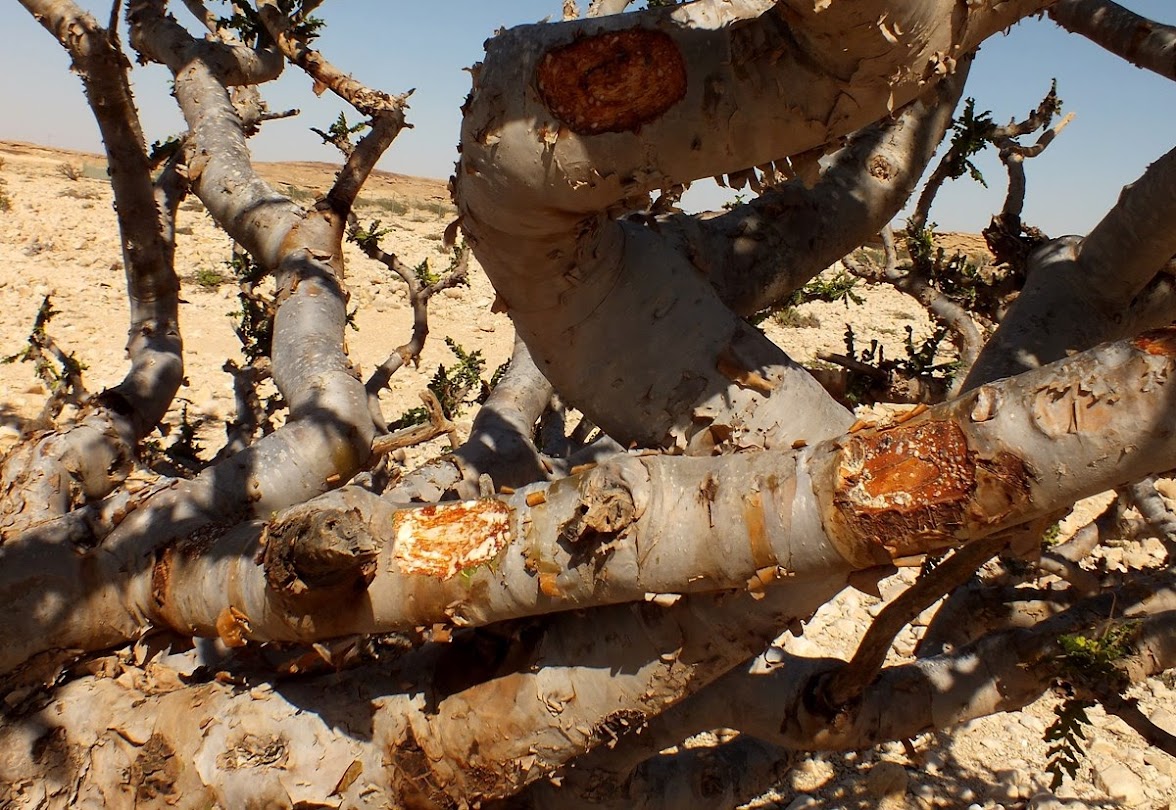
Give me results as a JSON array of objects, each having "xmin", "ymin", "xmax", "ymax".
[{"xmin": 1, "ymin": 140, "xmax": 1173, "ymax": 809}]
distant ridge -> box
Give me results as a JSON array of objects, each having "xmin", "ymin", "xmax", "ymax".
[{"xmin": 0, "ymin": 140, "xmax": 450, "ymax": 202}]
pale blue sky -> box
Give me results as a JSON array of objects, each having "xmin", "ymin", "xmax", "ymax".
[{"xmin": 2, "ymin": 1, "xmax": 1173, "ymax": 234}]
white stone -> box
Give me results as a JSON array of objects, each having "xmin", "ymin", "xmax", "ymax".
[
  {"xmin": 1094, "ymin": 761, "xmax": 1147, "ymax": 806},
  {"xmin": 1144, "ymin": 747, "xmax": 1176, "ymax": 779},
  {"xmin": 1019, "ymin": 714, "xmax": 1046, "ymax": 734},
  {"xmin": 866, "ymin": 760, "xmax": 908, "ymax": 798}
]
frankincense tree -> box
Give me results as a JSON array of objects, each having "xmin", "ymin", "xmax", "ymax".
[{"xmin": 3, "ymin": 0, "xmax": 1176, "ymax": 807}]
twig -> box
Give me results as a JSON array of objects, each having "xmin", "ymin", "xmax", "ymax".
[
  {"xmin": 1088, "ymin": 689, "xmax": 1176, "ymax": 758},
  {"xmin": 1124, "ymin": 475, "xmax": 1176, "ymax": 556},
  {"xmin": 843, "ymin": 226, "xmax": 985, "ymax": 392},
  {"xmin": 1036, "ymin": 551, "xmax": 1101, "ymax": 596},
  {"xmin": 815, "ymin": 534, "xmax": 1009, "ymax": 712},
  {"xmin": 255, "ymin": 2, "xmax": 412, "ymax": 213},
  {"xmin": 816, "ymin": 352, "xmax": 888, "ymax": 380},
  {"xmin": 357, "ymin": 229, "xmax": 469, "ymax": 398},
  {"xmin": 178, "ymin": 0, "xmax": 221, "ymax": 35},
  {"xmin": 370, "ymin": 390, "xmax": 459, "ymax": 459},
  {"xmin": 217, "ymin": 357, "xmax": 273, "ymax": 460}
]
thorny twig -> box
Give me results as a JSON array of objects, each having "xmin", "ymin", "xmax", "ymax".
[
  {"xmin": 217, "ymin": 356, "xmax": 274, "ymax": 461},
  {"xmin": 844, "ymin": 227, "xmax": 985, "ymax": 394},
  {"xmin": 353, "ymin": 222, "xmax": 470, "ymax": 403},
  {"xmin": 2, "ymin": 296, "xmax": 88, "ymax": 427},
  {"xmin": 255, "ymin": 0, "xmax": 412, "ymax": 213}
]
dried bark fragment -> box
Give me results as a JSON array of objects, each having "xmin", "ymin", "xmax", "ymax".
[
  {"xmin": 717, "ymin": 346, "xmax": 777, "ymax": 395},
  {"xmin": 215, "ymin": 606, "xmax": 251, "ymax": 648},
  {"xmin": 131, "ymin": 734, "xmax": 180, "ymax": 804},
  {"xmin": 215, "ymin": 733, "xmax": 288, "ymax": 770},
  {"xmin": 392, "ymin": 500, "xmax": 512, "ymax": 579},
  {"xmin": 536, "ymin": 29, "xmax": 687, "ymax": 135},
  {"xmin": 715, "ymin": 328, "xmax": 782, "ymax": 396}
]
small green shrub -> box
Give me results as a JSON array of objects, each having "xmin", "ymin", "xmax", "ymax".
[
  {"xmin": 368, "ymin": 197, "xmax": 409, "ymax": 216},
  {"xmin": 772, "ymin": 308, "xmax": 820, "ymax": 329},
  {"xmin": 390, "ymin": 338, "xmax": 488, "ymax": 430},
  {"xmin": 193, "ymin": 267, "xmax": 229, "ymax": 290}
]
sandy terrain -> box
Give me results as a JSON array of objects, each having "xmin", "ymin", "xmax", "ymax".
[
  {"xmin": 0, "ymin": 140, "xmax": 513, "ymax": 459},
  {"xmin": 1, "ymin": 140, "xmax": 1174, "ymax": 809}
]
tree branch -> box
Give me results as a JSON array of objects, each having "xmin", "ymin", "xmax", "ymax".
[
  {"xmin": 1050, "ymin": 0, "xmax": 1176, "ymax": 83},
  {"xmin": 815, "ymin": 534, "xmax": 1008, "ymax": 711},
  {"xmin": 458, "ymin": 1, "xmax": 1050, "ymax": 452},
  {"xmin": 9, "ymin": 328, "xmax": 1176, "ymax": 676},
  {"xmin": 689, "ymin": 63, "xmax": 969, "ymax": 317},
  {"xmin": 3, "ymin": 0, "xmax": 185, "ymax": 538},
  {"xmin": 964, "ymin": 142, "xmax": 1176, "ymax": 389}
]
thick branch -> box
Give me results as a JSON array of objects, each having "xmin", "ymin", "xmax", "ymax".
[
  {"xmin": 4, "ymin": 0, "xmax": 185, "ymax": 537},
  {"xmin": 1050, "ymin": 0, "xmax": 1176, "ymax": 83},
  {"xmin": 9, "ymin": 328, "xmax": 1176, "ymax": 674},
  {"xmin": 128, "ymin": 0, "xmax": 301, "ymax": 268},
  {"xmin": 691, "ymin": 63, "xmax": 970, "ymax": 316},
  {"xmin": 965, "ymin": 143, "xmax": 1176, "ymax": 388},
  {"xmin": 458, "ymin": 0, "xmax": 1048, "ymax": 451},
  {"xmin": 611, "ymin": 590, "xmax": 1176, "ymax": 759}
]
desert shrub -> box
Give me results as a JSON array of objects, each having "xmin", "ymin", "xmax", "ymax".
[
  {"xmin": 57, "ymin": 162, "xmax": 82, "ymax": 181},
  {"xmin": 192, "ymin": 267, "xmax": 229, "ymax": 290}
]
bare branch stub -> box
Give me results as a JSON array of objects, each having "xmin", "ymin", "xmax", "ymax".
[{"xmin": 536, "ymin": 29, "xmax": 687, "ymax": 135}]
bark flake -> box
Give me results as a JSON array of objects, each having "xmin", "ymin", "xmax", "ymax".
[
  {"xmin": 131, "ymin": 733, "xmax": 181, "ymax": 803},
  {"xmin": 536, "ymin": 29, "xmax": 687, "ymax": 135},
  {"xmin": 215, "ymin": 606, "xmax": 251, "ymax": 648},
  {"xmin": 214, "ymin": 733, "xmax": 288, "ymax": 770},
  {"xmin": 592, "ymin": 707, "xmax": 648, "ymax": 748}
]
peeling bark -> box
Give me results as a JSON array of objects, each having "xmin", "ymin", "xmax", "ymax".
[
  {"xmin": 1051, "ymin": 0, "xmax": 1176, "ymax": 82},
  {"xmin": 2, "ymin": 0, "xmax": 185, "ymax": 537},
  {"xmin": 965, "ymin": 144, "xmax": 1176, "ymax": 388}
]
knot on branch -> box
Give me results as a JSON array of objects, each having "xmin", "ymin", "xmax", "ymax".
[
  {"xmin": 262, "ymin": 505, "xmax": 377, "ymax": 605},
  {"xmin": 558, "ymin": 461, "xmax": 642, "ymax": 551}
]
